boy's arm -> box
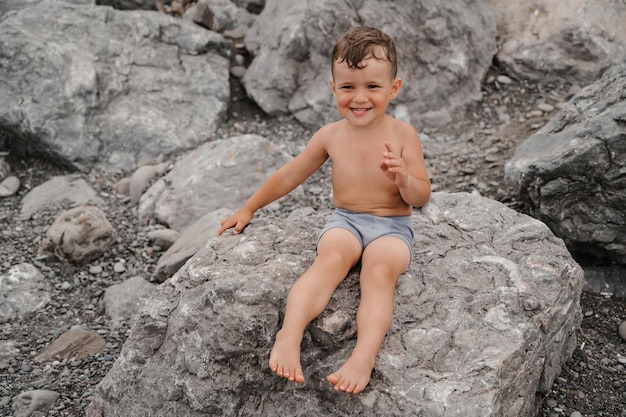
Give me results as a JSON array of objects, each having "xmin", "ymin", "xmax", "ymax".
[
  {"xmin": 217, "ymin": 134, "xmax": 329, "ymax": 235},
  {"xmin": 380, "ymin": 127, "xmax": 431, "ymax": 208}
]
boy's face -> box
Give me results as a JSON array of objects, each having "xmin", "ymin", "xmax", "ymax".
[{"xmin": 329, "ymin": 54, "xmax": 402, "ymax": 128}]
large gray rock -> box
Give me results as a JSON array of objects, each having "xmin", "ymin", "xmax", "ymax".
[
  {"xmin": 243, "ymin": 0, "xmax": 496, "ymax": 129},
  {"xmin": 88, "ymin": 193, "xmax": 583, "ymax": 417},
  {"xmin": 492, "ymin": 0, "xmax": 626, "ymax": 84},
  {"xmin": 505, "ymin": 63, "xmax": 626, "ymax": 265},
  {"xmin": 0, "ymin": 0, "xmax": 230, "ymax": 172},
  {"xmin": 0, "ymin": 0, "xmax": 93, "ymax": 20},
  {"xmin": 152, "ymin": 207, "xmax": 231, "ymax": 282},
  {"xmin": 143, "ymin": 134, "xmax": 291, "ymax": 232}
]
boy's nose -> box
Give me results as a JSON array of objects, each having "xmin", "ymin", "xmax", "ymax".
[{"xmin": 353, "ymin": 90, "xmax": 368, "ymax": 103}]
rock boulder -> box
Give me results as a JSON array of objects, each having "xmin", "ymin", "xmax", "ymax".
[
  {"xmin": 0, "ymin": 0, "xmax": 230, "ymax": 172},
  {"xmin": 492, "ymin": 0, "xmax": 626, "ymax": 84},
  {"xmin": 89, "ymin": 193, "xmax": 583, "ymax": 417},
  {"xmin": 505, "ymin": 63, "xmax": 626, "ymax": 265},
  {"xmin": 243, "ymin": 0, "xmax": 495, "ymax": 129}
]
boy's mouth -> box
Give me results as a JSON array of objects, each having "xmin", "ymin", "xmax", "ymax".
[{"xmin": 350, "ymin": 107, "xmax": 372, "ymax": 115}]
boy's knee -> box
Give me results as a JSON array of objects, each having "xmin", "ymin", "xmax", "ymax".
[
  {"xmin": 361, "ymin": 263, "xmax": 397, "ymax": 282},
  {"xmin": 319, "ymin": 250, "xmax": 358, "ymax": 269}
]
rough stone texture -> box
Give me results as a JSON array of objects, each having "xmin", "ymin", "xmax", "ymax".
[
  {"xmin": 0, "ymin": 0, "xmax": 230, "ymax": 172},
  {"xmin": 37, "ymin": 206, "xmax": 117, "ymax": 263},
  {"xmin": 0, "ymin": 263, "xmax": 50, "ymax": 324},
  {"xmin": 492, "ymin": 0, "xmax": 626, "ymax": 84},
  {"xmin": 243, "ymin": 0, "xmax": 496, "ymax": 129},
  {"xmin": 186, "ymin": 0, "xmax": 257, "ymax": 32},
  {"xmin": 0, "ymin": 0, "xmax": 93, "ymax": 19},
  {"xmin": 144, "ymin": 134, "xmax": 291, "ymax": 232},
  {"xmin": 89, "ymin": 193, "xmax": 584, "ymax": 417},
  {"xmin": 34, "ymin": 328, "xmax": 106, "ymax": 362},
  {"xmin": 504, "ymin": 63, "xmax": 626, "ymax": 265},
  {"xmin": 19, "ymin": 175, "xmax": 104, "ymax": 220},
  {"xmin": 152, "ymin": 207, "xmax": 231, "ymax": 282}
]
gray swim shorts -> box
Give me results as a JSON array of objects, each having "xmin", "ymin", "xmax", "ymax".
[{"xmin": 317, "ymin": 208, "xmax": 414, "ymax": 253}]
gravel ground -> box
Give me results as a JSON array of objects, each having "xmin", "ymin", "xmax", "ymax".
[{"xmin": 1, "ymin": 69, "xmax": 624, "ymax": 416}]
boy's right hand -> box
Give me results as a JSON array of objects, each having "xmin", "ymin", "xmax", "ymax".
[{"xmin": 216, "ymin": 208, "xmax": 254, "ymax": 235}]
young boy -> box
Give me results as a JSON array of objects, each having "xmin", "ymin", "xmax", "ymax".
[{"xmin": 217, "ymin": 26, "xmax": 431, "ymax": 394}]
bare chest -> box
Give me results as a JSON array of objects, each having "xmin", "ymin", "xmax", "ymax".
[{"xmin": 328, "ymin": 139, "xmax": 388, "ymax": 184}]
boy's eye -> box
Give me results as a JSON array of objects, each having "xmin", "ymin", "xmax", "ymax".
[
  {"xmin": 341, "ymin": 86, "xmax": 353, "ymax": 90},
  {"xmin": 368, "ymin": 85, "xmax": 380, "ymax": 89}
]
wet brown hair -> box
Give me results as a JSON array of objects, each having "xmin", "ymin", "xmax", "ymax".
[{"xmin": 331, "ymin": 26, "xmax": 398, "ymax": 78}]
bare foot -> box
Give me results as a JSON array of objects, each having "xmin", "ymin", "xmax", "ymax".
[
  {"xmin": 268, "ymin": 329, "xmax": 305, "ymax": 383},
  {"xmin": 327, "ymin": 354, "xmax": 375, "ymax": 394}
]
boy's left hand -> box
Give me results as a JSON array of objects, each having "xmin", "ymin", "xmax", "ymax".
[{"xmin": 380, "ymin": 141, "xmax": 409, "ymax": 187}]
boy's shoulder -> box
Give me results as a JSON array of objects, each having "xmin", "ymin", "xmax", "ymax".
[
  {"xmin": 387, "ymin": 115, "xmax": 416, "ymax": 131},
  {"xmin": 311, "ymin": 119, "xmax": 346, "ymax": 141}
]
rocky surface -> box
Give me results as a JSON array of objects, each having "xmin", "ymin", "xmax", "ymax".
[
  {"xmin": 1, "ymin": 68, "xmax": 625, "ymax": 416},
  {"xmin": 242, "ymin": 0, "xmax": 495, "ymax": 129},
  {"xmin": 492, "ymin": 0, "xmax": 626, "ymax": 85},
  {"xmin": 505, "ymin": 63, "xmax": 626, "ymax": 265},
  {"xmin": 0, "ymin": 0, "xmax": 230, "ymax": 172},
  {"xmin": 86, "ymin": 193, "xmax": 584, "ymax": 417}
]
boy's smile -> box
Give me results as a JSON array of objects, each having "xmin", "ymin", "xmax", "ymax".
[{"xmin": 330, "ymin": 55, "xmax": 402, "ymax": 128}]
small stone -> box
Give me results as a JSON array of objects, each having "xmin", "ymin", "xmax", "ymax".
[
  {"xmin": 546, "ymin": 398, "xmax": 558, "ymax": 408},
  {"xmin": 230, "ymin": 66, "xmax": 246, "ymax": 79},
  {"xmin": 537, "ymin": 103, "xmax": 555, "ymax": 112},
  {"xmin": 0, "ymin": 176, "xmax": 20, "ymax": 197},
  {"xmin": 496, "ymin": 75, "xmax": 513, "ymax": 84},
  {"xmin": 526, "ymin": 109, "xmax": 544, "ymax": 119},
  {"xmin": 618, "ymin": 321, "xmax": 626, "ymax": 342},
  {"xmin": 113, "ymin": 262, "xmax": 126, "ymax": 273},
  {"xmin": 570, "ymin": 412, "xmax": 583, "ymax": 417},
  {"xmin": 113, "ymin": 177, "xmax": 131, "ymax": 196},
  {"xmin": 89, "ymin": 265, "xmax": 103, "ymax": 275}
]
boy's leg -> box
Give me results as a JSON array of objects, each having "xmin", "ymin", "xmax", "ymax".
[
  {"xmin": 269, "ymin": 228, "xmax": 362, "ymax": 383},
  {"xmin": 328, "ymin": 236, "xmax": 410, "ymax": 394}
]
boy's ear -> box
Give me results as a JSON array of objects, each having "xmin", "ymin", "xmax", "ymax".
[
  {"xmin": 329, "ymin": 77, "xmax": 336, "ymax": 94},
  {"xmin": 390, "ymin": 77, "xmax": 402, "ymax": 99}
]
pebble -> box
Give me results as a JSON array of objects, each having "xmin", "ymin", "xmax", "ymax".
[
  {"xmin": 89, "ymin": 265, "xmax": 104, "ymax": 275},
  {"xmin": 618, "ymin": 321, "xmax": 626, "ymax": 342},
  {"xmin": 537, "ymin": 103, "xmax": 555, "ymax": 112},
  {"xmin": 526, "ymin": 109, "xmax": 544, "ymax": 118},
  {"xmin": 570, "ymin": 412, "xmax": 583, "ymax": 417},
  {"xmin": 497, "ymin": 75, "xmax": 513, "ymax": 84},
  {"xmin": 113, "ymin": 262, "xmax": 126, "ymax": 273},
  {"xmin": 0, "ymin": 175, "xmax": 20, "ymax": 197}
]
